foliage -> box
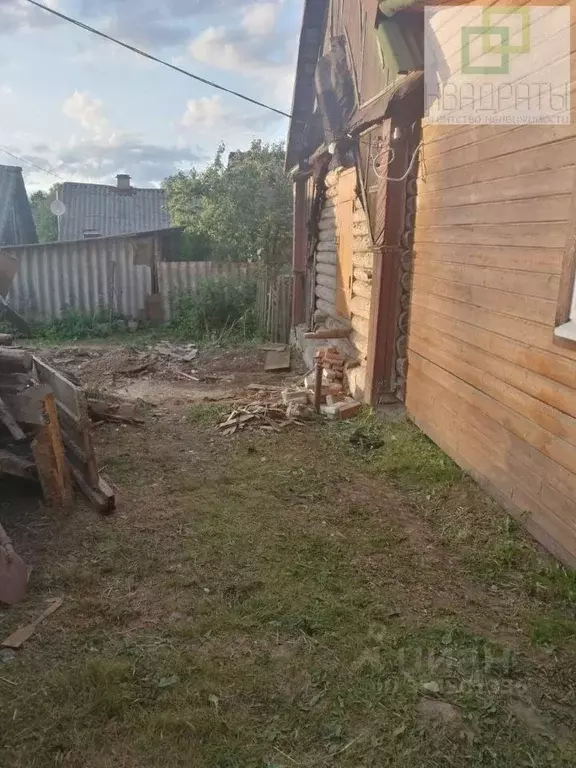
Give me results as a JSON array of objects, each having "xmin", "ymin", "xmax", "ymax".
[
  {"xmin": 164, "ymin": 140, "xmax": 292, "ymax": 264},
  {"xmin": 170, "ymin": 276, "xmax": 260, "ymax": 342},
  {"xmin": 31, "ymin": 309, "xmax": 122, "ymax": 341},
  {"xmin": 30, "ymin": 185, "xmax": 60, "ymax": 243}
]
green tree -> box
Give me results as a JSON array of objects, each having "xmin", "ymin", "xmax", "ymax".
[
  {"xmin": 30, "ymin": 186, "xmax": 60, "ymax": 243},
  {"xmin": 164, "ymin": 140, "xmax": 292, "ymax": 264}
]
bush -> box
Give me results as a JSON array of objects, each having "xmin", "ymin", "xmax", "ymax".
[
  {"xmin": 32, "ymin": 309, "xmax": 123, "ymax": 341},
  {"xmin": 170, "ymin": 276, "xmax": 260, "ymax": 342}
]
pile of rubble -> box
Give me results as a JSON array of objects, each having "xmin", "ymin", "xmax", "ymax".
[{"xmin": 217, "ymin": 343, "xmax": 362, "ymax": 436}]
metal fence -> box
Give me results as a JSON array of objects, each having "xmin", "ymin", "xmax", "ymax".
[{"xmin": 2, "ymin": 231, "xmax": 293, "ymax": 342}]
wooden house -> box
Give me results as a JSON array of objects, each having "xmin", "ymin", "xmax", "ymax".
[{"xmin": 287, "ymin": 0, "xmax": 576, "ymax": 566}]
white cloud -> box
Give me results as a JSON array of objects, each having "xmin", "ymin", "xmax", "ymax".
[
  {"xmin": 0, "ymin": 0, "xmax": 60, "ymax": 35},
  {"xmin": 241, "ymin": 2, "xmax": 279, "ymax": 37},
  {"xmin": 62, "ymin": 91, "xmax": 112, "ymax": 139},
  {"xmin": 180, "ymin": 94, "xmax": 280, "ymax": 134}
]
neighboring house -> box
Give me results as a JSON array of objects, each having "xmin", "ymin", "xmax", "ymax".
[
  {"xmin": 0, "ymin": 165, "xmax": 37, "ymax": 246},
  {"xmin": 58, "ymin": 174, "xmax": 170, "ymax": 241},
  {"xmin": 288, "ymin": 0, "xmax": 576, "ymax": 566}
]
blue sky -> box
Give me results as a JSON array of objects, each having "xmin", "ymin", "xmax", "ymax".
[{"xmin": 0, "ymin": 0, "xmax": 303, "ymax": 190}]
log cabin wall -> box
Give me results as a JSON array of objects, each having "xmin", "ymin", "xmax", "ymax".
[
  {"xmin": 406, "ymin": 123, "xmax": 576, "ymax": 566},
  {"xmin": 313, "ymin": 167, "xmax": 374, "ymax": 398}
]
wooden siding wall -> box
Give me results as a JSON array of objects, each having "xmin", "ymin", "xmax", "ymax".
[
  {"xmin": 407, "ymin": 123, "xmax": 576, "ymax": 566},
  {"xmin": 314, "ymin": 168, "xmax": 374, "ymax": 397}
]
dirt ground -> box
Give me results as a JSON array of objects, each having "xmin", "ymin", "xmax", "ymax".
[{"xmin": 0, "ymin": 341, "xmax": 575, "ymax": 767}]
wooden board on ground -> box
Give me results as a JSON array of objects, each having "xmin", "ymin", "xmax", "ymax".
[{"xmin": 264, "ymin": 345, "xmax": 291, "ymax": 372}]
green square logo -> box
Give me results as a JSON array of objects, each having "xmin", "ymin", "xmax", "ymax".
[
  {"xmin": 461, "ymin": 26, "xmax": 510, "ymax": 75},
  {"xmin": 482, "ymin": 7, "xmax": 530, "ymax": 54}
]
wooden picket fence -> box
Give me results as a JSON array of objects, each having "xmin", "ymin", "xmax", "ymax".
[{"xmin": 255, "ymin": 269, "xmax": 292, "ymax": 344}]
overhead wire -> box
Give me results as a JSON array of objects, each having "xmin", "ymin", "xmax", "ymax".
[
  {"xmin": 0, "ymin": 145, "xmax": 64, "ymax": 180},
  {"xmin": 25, "ymin": 0, "xmax": 292, "ymax": 120}
]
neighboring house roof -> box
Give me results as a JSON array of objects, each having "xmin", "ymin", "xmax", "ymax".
[
  {"xmin": 58, "ymin": 180, "xmax": 171, "ymax": 241},
  {"xmin": 0, "ymin": 165, "xmax": 37, "ymax": 246}
]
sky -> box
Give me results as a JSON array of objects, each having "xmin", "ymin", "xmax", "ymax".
[{"xmin": 0, "ymin": 0, "xmax": 303, "ymax": 191}]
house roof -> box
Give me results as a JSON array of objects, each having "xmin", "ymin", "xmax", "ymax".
[
  {"xmin": 0, "ymin": 165, "xmax": 37, "ymax": 245},
  {"xmin": 285, "ymin": 0, "xmax": 423, "ymax": 171},
  {"xmin": 58, "ymin": 181, "xmax": 171, "ymax": 241}
]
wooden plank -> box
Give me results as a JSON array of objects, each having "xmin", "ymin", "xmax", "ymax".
[
  {"xmin": 419, "ymin": 133, "xmax": 576, "ymax": 194},
  {"xmin": 409, "ymin": 303, "xmax": 576, "ymax": 392},
  {"xmin": 0, "ymin": 349, "xmax": 33, "ymax": 375},
  {"xmin": 409, "ymin": 329, "xmax": 576, "ymax": 450},
  {"xmin": 408, "ymin": 351, "xmax": 576, "ymax": 477},
  {"xmin": 411, "ymin": 289, "xmax": 556, "ymax": 354},
  {"xmin": 0, "ymin": 450, "xmax": 35, "ymax": 480},
  {"xmin": 411, "ymin": 322, "xmax": 576, "ymax": 422},
  {"xmin": 69, "ymin": 465, "xmax": 115, "ymax": 515},
  {"xmin": 33, "ymin": 356, "xmax": 87, "ymax": 423},
  {"xmin": 414, "ymin": 223, "xmax": 567, "ymax": 249},
  {"xmin": 406, "ymin": 370, "xmax": 576, "ymax": 566},
  {"xmin": 335, "ymin": 168, "xmax": 356, "ymax": 319},
  {"xmin": 0, "ymin": 395, "xmax": 25, "ymax": 441},
  {"xmin": 411, "ymin": 272, "xmax": 556, "ymax": 324},
  {"xmin": 32, "ymin": 392, "xmax": 74, "ymax": 509},
  {"xmin": 416, "ymin": 195, "xmax": 571, "ymax": 228},
  {"xmin": 407, "ymin": 363, "xmax": 576, "ymax": 504},
  {"xmin": 413, "ymin": 259, "xmax": 560, "ymax": 300},
  {"xmin": 413, "ymin": 243, "xmax": 562, "ymax": 274},
  {"xmin": 422, "ymin": 124, "xmax": 574, "ymax": 177},
  {"xmin": 416, "ymin": 167, "xmax": 576, "ymax": 210}
]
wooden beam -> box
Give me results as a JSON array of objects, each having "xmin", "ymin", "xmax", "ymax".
[
  {"xmin": 32, "ymin": 393, "xmax": 74, "ymax": 509},
  {"xmin": 304, "ymin": 328, "xmax": 350, "ymax": 339},
  {"xmin": 0, "ymin": 450, "xmax": 35, "ymax": 480},
  {"xmin": 0, "ymin": 395, "xmax": 26, "ymax": 441},
  {"xmin": 0, "ymin": 349, "xmax": 33, "ymax": 374}
]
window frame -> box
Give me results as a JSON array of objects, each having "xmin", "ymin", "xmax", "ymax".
[{"xmin": 554, "ymin": 171, "xmax": 576, "ymax": 346}]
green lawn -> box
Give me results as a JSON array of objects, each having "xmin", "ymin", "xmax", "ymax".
[{"xmin": 0, "ymin": 406, "xmax": 575, "ymax": 767}]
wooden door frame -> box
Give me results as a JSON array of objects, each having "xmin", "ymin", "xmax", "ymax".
[{"xmin": 364, "ymin": 90, "xmax": 422, "ymax": 406}]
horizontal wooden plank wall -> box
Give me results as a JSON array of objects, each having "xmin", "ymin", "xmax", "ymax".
[
  {"xmin": 314, "ymin": 168, "xmax": 373, "ymax": 397},
  {"xmin": 406, "ymin": 122, "xmax": 576, "ymax": 567}
]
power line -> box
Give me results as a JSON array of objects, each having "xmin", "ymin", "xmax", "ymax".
[
  {"xmin": 0, "ymin": 145, "xmax": 63, "ymax": 180},
  {"xmin": 25, "ymin": 0, "xmax": 292, "ymax": 120}
]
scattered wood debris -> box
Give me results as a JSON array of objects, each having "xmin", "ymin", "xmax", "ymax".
[
  {"xmin": 0, "ymin": 347, "xmax": 115, "ymax": 518},
  {"xmin": 218, "ymin": 401, "xmax": 307, "ymax": 435},
  {"xmin": 2, "ymin": 597, "xmax": 63, "ymax": 648},
  {"xmin": 88, "ymin": 399, "xmax": 144, "ymax": 425}
]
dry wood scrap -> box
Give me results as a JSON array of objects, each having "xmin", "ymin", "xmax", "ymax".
[
  {"xmin": 217, "ymin": 402, "xmax": 306, "ymax": 434},
  {"xmin": 88, "ymin": 399, "xmax": 144, "ymax": 425},
  {"xmin": 0, "ymin": 395, "xmax": 26, "ymax": 441}
]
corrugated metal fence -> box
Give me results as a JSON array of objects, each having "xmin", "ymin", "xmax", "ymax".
[{"xmin": 2, "ymin": 231, "xmax": 293, "ymax": 342}]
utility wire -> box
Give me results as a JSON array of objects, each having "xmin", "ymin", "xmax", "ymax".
[
  {"xmin": 0, "ymin": 145, "xmax": 63, "ymax": 179},
  {"xmin": 25, "ymin": 0, "xmax": 292, "ymax": 120}
]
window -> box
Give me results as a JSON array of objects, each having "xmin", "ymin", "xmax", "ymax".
[{"xmin": 83, "ymin": 229, "xmax": 101, "ymax": 240}]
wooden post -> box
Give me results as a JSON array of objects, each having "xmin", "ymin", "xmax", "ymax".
[
  {"xmin": 314, "ymin": 357, "xmax": 323, "ymax": 413},
  {"xmin": 32, "ymin": 392, "xmax": 74, "ymax": 509}
]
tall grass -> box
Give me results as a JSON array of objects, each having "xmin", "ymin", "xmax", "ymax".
[{"xmin": 169, "ymin": 276, "xmax": 261, "ymax": 342}]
